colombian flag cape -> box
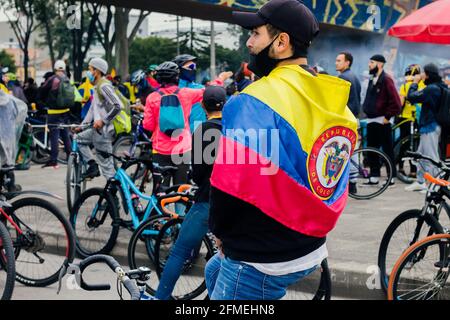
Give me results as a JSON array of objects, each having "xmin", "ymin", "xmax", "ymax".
[{"xmin": 210, "ymin": 65, "xmax": 358, "ymax": 238}]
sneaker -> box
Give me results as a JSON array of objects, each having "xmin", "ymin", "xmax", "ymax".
[
  {"xmin": 364, "ymin": 177, "xmax": 379, "ymax": 185},
  {"xmin": 388, "ymin": 178, "xmax": 396, "ymax": 187},
  {"xmin": 405, "ymin": 181, "xmax": 427, "ymax": 192},
  {"xmin": 41, "ymin": 161, "xmax": 59, "ymax": 169},
  {"xmin": 349, "ymin": 182, "xmax": 357, "ymax": 194},
  {"xmin": 82, "ymin": 162, "xmax": 100, "ymax": 180}
]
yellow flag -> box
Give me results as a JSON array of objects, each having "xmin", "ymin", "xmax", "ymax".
[{"xmin": 111, "ymin": 68, "xmax": 117, "ymax": 79}]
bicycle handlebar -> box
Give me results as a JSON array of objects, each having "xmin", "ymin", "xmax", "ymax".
[
  {"xmin": 405, "ymin": 151, "xmax": 450, "ymax": 171},
  {"xmin": 58, "ymin": 255, "xmax": 141, "ymax": 300}
]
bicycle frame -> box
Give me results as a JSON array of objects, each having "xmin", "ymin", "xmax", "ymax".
[{"xmin": 110, "ymin": 167, "xmax": 162, "ymax": 230}]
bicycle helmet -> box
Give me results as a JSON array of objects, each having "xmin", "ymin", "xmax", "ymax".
[
  {"xmin": 148, "ymin": 64, "xmax": 158, "ymax": 72},
  {"xmin": 172, "ymin": 54, "xmax": 197, "ymax": 68},
  {"xmin": 130, "ymin": 69, "xmax": 146, "ymax": 86},
  {"xmin": 405, "ymin": 64, "xmax": 421, "ymax": 76},
  {"xmin": 154, "ymin": 61, "xmax": 180, "ymax": 85}
]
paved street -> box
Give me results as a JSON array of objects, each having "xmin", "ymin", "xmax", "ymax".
[{"xmin": 8, "ymin": 163, "xmax": 437, "ymax": 300}]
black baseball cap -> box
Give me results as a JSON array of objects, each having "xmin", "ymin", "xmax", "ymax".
[
  {"xmin": 203, "ymin": 85, "xmax": 227, "ymax": 111},
  {"xmin": 232, "ymin": 0, "xmax": 319, "ymax": 48},
  {"xmin": 370, "ymin": 54, "xmax": 386, "ymax": 63}
]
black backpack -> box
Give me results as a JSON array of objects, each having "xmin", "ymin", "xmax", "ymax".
[{"xmin": 436, "ymin": 85, "xmax": 450, "ymax": 129}]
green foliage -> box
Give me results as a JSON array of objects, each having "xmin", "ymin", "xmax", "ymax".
[
  {"xmin": 129, "ymin": 35, "xmax": 248, "ymax": 75},
  {"xmin": 0, "ymin": 50, "xmax": 16, "ymax": 73}
]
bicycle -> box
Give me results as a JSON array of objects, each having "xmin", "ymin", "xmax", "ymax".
[
  {"xmin": 146, "ymin": 215, "xmax": 332, "ymax": 300},
  {"xmin": 112, "ymin": 111, "xmax": 152, "ymax": 169},
  {"xmin": 112, "ymin": 112, "xmax": 153, "ymax": 193},
  {"xmin": 65, "ymin": 124, "xmax": 93, "ymax": 214},
  {"xmin": 27, "ymin": 110, "xmax": 71, "ymax": 165},
  {"xmin": 348, "ymin": 147, "xmax": 394, "ymax": 200},
  {"xmin": 57, "ymin": 254, "xmax": 156, "ymax": 300},
  {"xmin": 70, "ymin": 152, "xmax": 194, "ymax": 259},
  {"xmin": 387, "ymin": 232, "xmax": 450, "ymax": 300},
  {"xmin": 392, "ymin": 116, "xmax": 420, "ymax": 184},
  {"xmin": 0, "ymin": 170, "xmax": 76, "ymax": 287},
  {"xmin": 57, "ymin": 254, "xmax": 331, "ymax": 301},
  {"xmin": 0, "ymin": 213, "xmax": 15, "ymax": 300},
  {"xmin": 378, "ymin": 151, "xmax": 450, "ymax": 293}
]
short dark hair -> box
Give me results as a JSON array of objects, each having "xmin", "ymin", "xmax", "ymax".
[{"xmin": 339, "ymin": 52, "xmax": 353, "ymax": 68}]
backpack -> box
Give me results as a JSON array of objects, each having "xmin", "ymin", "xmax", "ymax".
[
  {"xmin": 55, "ymin": 76, "xmax": 75, "ymax": 109},
  {"xmin": 157, "ymin": 89, "xmax": 185, "ymax": 137},
  {"xmin": 95, "ymin": 79, "xmax": 132, "ymax": 135},
  {"xmin": 436, "ymin": 86, "xmax": 450, "ymax": 129}
]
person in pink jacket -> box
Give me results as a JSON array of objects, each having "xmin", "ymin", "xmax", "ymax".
[{"xmin": 143, "ymin": 61, "xmax": 231, "ymax": 186}]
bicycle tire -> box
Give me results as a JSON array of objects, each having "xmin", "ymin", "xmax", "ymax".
[
  {"xmin": 6, "ymin": 197, "xmax": 75, "ymax": 287},
  {"xmin": 0, "ymin": 221, "xmax": 15, "ymax": 300},
  {"xmin": 128, "ymin": 214, "xmax": 181, "ymax": 296},
  {"xmin": 66, "ymin": 153, "xmax": 87, "ymax": 214},
  {"xmin": 31, "ymin": 127, "xmax": 51, "ymax": 164},
  {"xmin": 388, "ymin": 233, "xmax": 450, "ymax": 300},
  {"xmin": 154, "ymin": 217, "xmax": 216, "ymax": 300},
  {"xmin": 70, "ymin": 188, "xmax": 120, "ymax": 258},
  {"xmin": 395, "ymin": 134, "xmax": 420, "ymax": 185},
  {"xmin": 112, "ymin": 135, "xmax": 133, "ymax": 170},
  {"xmin": 377, "ymin": 209, "xmax": 443, "ymax": 293},
  {"xmin": 349, "ymin": 147, "xmax": 393, "ymax": 200}
]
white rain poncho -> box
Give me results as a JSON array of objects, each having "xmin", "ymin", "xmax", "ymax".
[{"xmin": 0, "ymin": 90, "xmax": 27, "ymax": 170}]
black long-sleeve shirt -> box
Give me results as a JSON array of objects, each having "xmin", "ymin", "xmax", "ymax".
[{"xmin": 191, "ymin": 118, "xmax": 222, "ymax": 202}]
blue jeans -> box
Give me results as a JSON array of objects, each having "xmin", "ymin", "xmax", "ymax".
[
  {"xmin": 155, "ymin": 202, "xmax": 210, "ymax": 300},
  {"xmin": 205, "ymin": 253, "xmax": 318, "ymax": 300},
  {"xmin": 48, "ymin": 112, "xmax": 72, "ymax": 162}
]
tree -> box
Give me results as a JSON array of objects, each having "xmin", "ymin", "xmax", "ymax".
[
  {"xmin": 95, "ymin": 5, "xmax": 115, "ymax": 67},
  {"xmin": 66, "ymin": 0, "xmax": 101, "ymax": 81},
  {"xmin": 129, "ymin": 36, "xmax": 182, "ymax": 73},
  {"xmin": 0, "ymin": 50, "xmax": 17, "ymax": 73},
  {"xmin": 114, "ymin": 7, "xmax": 150, "ymax": 78},
  {"xmin": 129, "ymin": 36, "xmax": 246, "ymax": 76},
  {"xmin": 1, "ymin": 0, "xmax": 42, "ymax": 80}
]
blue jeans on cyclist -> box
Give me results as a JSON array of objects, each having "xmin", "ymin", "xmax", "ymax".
[
  {"xmin": 47, "ymin": 112, "xmax": 72, "ymax": 166},
  {"xmin": 155, "ymin": 202, "xmax": 210, "ymax": 300},
  {"xmin": 205, "ymin": 253, "xmax": 318, "ymax": 300}
]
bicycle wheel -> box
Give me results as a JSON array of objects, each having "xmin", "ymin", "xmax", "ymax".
[
  {"xmin": 70, "ymin": 188, "xmax": 120, "ymax": 258},
  {"xmin": 66, "ymin": 153, "xmax": 87, "ymax": 214},
  {"xmin": 388, "ymin": 234, "xmax": 450, "ymax": 300},
  {"xmin": 112, "ymin": 135, "xmax": 133, "ymax": 170},
  {"xmin": 128, "ymin": 214, "xmax": 182, "ymax": 296},
  {"xmin": 378, "ymin": 209, "xmax": 443, "ymax": 293},
  {"xmin": 349, "ymin": 147, "xmax": 393, "ymax": 200},
  {"xmin": 282, "ymin": 259, "xmax": 332, "ymax": 300},
  {"xmin": 5, "ymin": 197, "xmax": 75, "ymax": 287},
  {"xmin": 31, "ymin": 128, "xmax": 50, "ymax": 164},
  {"xmin": 154, "ymin": 217, "xmax": 216, "ymax": 300},
  {"xmin": 395, "ymin": 135, "xmax": 420, "ymax": 185},
  {"xmin": 0, "ymin": 221, "xmax": 15, "ymax": 300}
]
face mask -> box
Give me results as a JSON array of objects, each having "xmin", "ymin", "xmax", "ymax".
[
  {"xmin": 248, "ymin": 37, "xmax": 279, "ymax": 78},
  {"xmin": 180, "ymin": 68, "xmax": 196, "ymax": 82},
  {"xmin": 86, "ymin": 71, "xmax": 95, "ymax": 83},
  {"xmin": 369, "ymin": 66, "xmax": 379, "ymax": 76},
  {"xmin": 248, "ymin": 36, "xmax": 295, "ymax": 78}
]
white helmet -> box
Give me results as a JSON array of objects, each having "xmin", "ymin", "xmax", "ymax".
[{"xmin": 54, "ymin": 60, "xmax": 66, "ymax": 71}]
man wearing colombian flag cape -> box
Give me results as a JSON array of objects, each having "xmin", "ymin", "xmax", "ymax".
[{"xmin": 205, "ymin": 0, "xmax": 358, "ymax": 300}]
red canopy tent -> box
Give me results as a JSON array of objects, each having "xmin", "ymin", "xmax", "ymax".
[{"xmin": 388, "ymin": 0, "xmax": 450, "ymax": 45}]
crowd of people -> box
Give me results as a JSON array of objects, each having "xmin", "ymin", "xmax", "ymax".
[{"xmin": 1, "ymin": 0, "xmax": 449, "ymax": 301}]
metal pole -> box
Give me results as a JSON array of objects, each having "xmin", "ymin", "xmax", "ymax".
[
  {"xmin": 190, "ymin": 18, "xmax": 194, "ymax": 54},
  {"xmin": 210, "ymin": 21, "xmax": 216, "ymax": 79},
  {"xmin": 176, "ymin": 16, "xmax": 180, "ymax": 55}
]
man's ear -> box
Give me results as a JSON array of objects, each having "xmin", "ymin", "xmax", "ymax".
[{"xmin": 277, "ymin": 33, "xmax": 290, "ymax": 49}]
